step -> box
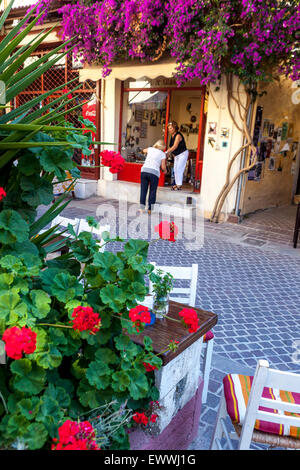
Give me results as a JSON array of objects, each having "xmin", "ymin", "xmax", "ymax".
[{"xmin": 152, "ymin": 202, "xmax": 196, "ymax": 219}]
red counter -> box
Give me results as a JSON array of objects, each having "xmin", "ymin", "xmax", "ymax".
[{"xmin": 118, "ymin": 162, "xmax": 165, "ymax": 186}]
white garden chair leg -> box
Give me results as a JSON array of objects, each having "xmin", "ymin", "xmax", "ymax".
[
  {"xmin": 202, "ymin": 338, "xmax": 214, "ymax": 404},
  {"xmin": 210, "ymin": 393, "xmax": 230, "ymax": 450}
]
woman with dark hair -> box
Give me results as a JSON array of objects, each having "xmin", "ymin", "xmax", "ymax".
[{"xmin": 166, "ymin": 121, "xmax": 189, "ymax": 190}]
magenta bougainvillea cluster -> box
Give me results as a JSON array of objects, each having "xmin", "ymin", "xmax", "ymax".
[{"xmin": 30, "ymin": 1, "xmax": 300, "ymax": 85}]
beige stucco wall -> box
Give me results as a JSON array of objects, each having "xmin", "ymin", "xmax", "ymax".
[
  {"xmin": 241, "ymin": 78, "xmax": 300, "ymax": 215},
  {"xmin": 201, "ymin": 75, "xmax": 246, "ymax": 219}
]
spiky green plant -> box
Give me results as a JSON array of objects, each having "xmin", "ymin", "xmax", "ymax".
[{"xmin": 0, "ymin": 0, "xmax": 96, "ymax": 253}]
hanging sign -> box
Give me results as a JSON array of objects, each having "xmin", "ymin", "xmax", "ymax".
[{"xmin": 81, "ymin": 99, "xmax": 97, "ymax": 166}]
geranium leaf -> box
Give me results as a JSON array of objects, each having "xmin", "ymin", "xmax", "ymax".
[
  {"xmin": 0, "ymin": 210, "xmax": 29, "ymax": 244},
  {"xmin": 100, "ymin": 285, "xmax": 126, "ymax": 312},
  {"xmin": 127, "ymin": 369, "xmax": 149, "ymax": 400},
  {"xmin": 0, "ymin": 291, "xmax": 27, "ymax": 324},
  {"xmin": 124, "ymin": 239, "xmax": 149, "ymax": 260},
  {"xmin": 30, "ymin": 290, "xmax": 51, "ymax": 319},
  {"xmin": 77, "ymin": 379, "xmax": 105, "ymax": 408},
  {"xmin": 93, "ymin": 252, "xmax": 124, "ymax": 281},
  {"xmin": 35, "ymin": 344, "xmax": 62, "ymax": 369},
  {"xmin": 17, "ymin": 397, "xmax": 40, "ymax": 420},
  {"xmin": 22, "ymin": 423, "xmax": 48, "ymax": 450},
  {"xmin": 11, "ymin": 359, "xmax": 46, "ymax": 395},
  {"xmin": 111, "ymin": 371, "xmax": 131, "ymax": 392},
  {"xmin": 86, "ymin": 360, "xmax": 111, "ymax": 390},
  {"xmin": 49, "ymin": 272, "xmax": 84, "ymax": 303}
]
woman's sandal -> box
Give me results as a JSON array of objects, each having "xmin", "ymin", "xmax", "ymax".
[
  {"xmin": 172, "ymin": 185, "xmax": 182, "ymax": 190},
  {"xmin": 172, "ymin": 185, "xmax": 178, "ymax": 190}
]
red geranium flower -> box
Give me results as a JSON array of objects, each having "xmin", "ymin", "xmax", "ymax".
[
  {"xmin": 2, "ymin": 326, "xmax": 37, "ymax": 360},
  {"xmin": 150, "ymin": 413, "xmax": 158, "ymax": 423},
  {"xmin": 100, "ymin": 150, "xmax": 125, "ymax": 173},
  {"xmin": 62, "ymin": 88, "xmax": 73, "ymax": 100},
  {"xmin": 133, "ymin": 412, "xmax": 149, "ymax": 426},
  {"xmin": 0, "ymin": 187, "xmax": 6, "ymax": 201},
  {"xmin": 71, "ymin": 306, "xmax": 101, "ymax": 334},
  {"xmin": 100, "ymin": 150, "xmax": 116, "ymax": 167},
  {"xmin": 179, "ymin": 308, "xmax": 199, "ymax": 333},
  {"xmin": 52, "ymin": 420, "xmax": 100, "ymax": 451},
  {"xmin": 129, "ymin": 305, "xmax": 151, "ymax": 332},
  {"xmin": 155, "ymin": 221, "xmax": 178, "ymax": 242},
  {"xmin": 109, "ymin": 154, "xmax": 125, "ymax": 174},
  {"xmin": 143, "ymin": 362, "xmax": 157, "ymax": 372}
]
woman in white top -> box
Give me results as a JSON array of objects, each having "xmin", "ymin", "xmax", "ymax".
[{"xmin": 140, "ymin": 139, "xmax": 167, "ymax": 214}]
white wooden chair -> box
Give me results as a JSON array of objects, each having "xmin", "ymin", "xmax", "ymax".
[
  {"xmin": 210, "ymin": 360, "xmax": 300, "ymax": 450},
  {"xmin": 149, "ymin": 263, "xmax": 213, "ymax": 403},
  {"xmin": 77, "ymin": 219, "xmax": 110, "ymax": 253}
]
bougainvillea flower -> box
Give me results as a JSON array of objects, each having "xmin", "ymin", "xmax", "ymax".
[
  {"xmin": 133, "ymin": 412, "xmax": 149, "ymax": 426},
  {"xmin": 71, "ymin": 306, "xmax": 101, "ymax": 334},
  {"xmin": 155, "ymin": 221, "xmax": 178, "ymax": 242},
  {"xmin": 2, "ymin": 326, "xmax": 37, "ymax": 360},
  {"xmin": 0, "ymin": 187, "xmax": 6, "ymax": 201},
  {"xmin": 52, "ymin": 420, "xmax": 100, "ymax": 450},
  {"xmin": 179, "ymin": 308, "xmax": 200, "ymax": 333}
]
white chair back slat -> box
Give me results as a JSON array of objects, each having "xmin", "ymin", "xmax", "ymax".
[
  {"xmin": 260, "ymin": 398, "xmax": 300, "ymax": 414},
  {"xmin": 169, "ymin": 296, "xmax": 191, "ymax": 304},
  {"xmin": 264, "ymin": 369, "xmax": 300, "ymax": 393},
  {"xmin": 170, "ymin": 288, "xmax": 192, "ymax": 294},
  {"xmin": 238, "ymin": 360, "xmax": 300, "ymax": 450},
  {"xmin": 256, "ymin": 410, "xmax": 300, "ymax": 427},
  {"xmin": 149, "ymin": 262, "xmax": 198, "ymax": 308}
]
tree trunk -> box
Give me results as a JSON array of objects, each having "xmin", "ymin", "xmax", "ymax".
[{"xmin": 210, "ymin": 74, "xmax": 257, "ymax": 223}]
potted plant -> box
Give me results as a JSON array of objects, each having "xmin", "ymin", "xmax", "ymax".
[{"xmin": 150, "ymin": 269, "xmax": 173, "ymax": 319}]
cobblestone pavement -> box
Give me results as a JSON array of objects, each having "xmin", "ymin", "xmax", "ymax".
[{"xmin": 42, "ymin": 196, "xmax": 300, "ymax": 450}]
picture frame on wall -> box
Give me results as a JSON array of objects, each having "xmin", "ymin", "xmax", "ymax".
[
  {"xmin": 150, "ymin": 110, "xmax": 158, "ymax": 127},
  {"xmin": 140, "ymin": 121, "xmax": 147, "ymax": 138},
  {"xmin": 281, "ymin": 122, "xmax": 288, "ymax": 141},
  {"xmin": 208, "ymin": 122, "xmax": 217, "ymax": 135},
  {"xmin": 221, "ymin": 127, "xmax": 229, "ymax": 138}
]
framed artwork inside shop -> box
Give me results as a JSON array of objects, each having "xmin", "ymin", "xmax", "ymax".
[{"xmin": 118, "ymin": 79, "xmax": 206, "ymax": 192}]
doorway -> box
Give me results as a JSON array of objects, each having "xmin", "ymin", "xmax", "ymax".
[{"xmin": 119, "ymin": 79, "xmax": 206, "ymax": 192}]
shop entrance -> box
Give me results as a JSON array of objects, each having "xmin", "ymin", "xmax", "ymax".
[{"xmin": 118, "ymin": 79, "xmax": 206, "ymax": 193}]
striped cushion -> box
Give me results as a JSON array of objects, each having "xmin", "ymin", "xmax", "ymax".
[
  {"xmin": 203, "ymin": 330, "xmax": 214, "ymax": 342},
  {"xmin": 223, "ymin": 374, "xmax": 300, "ymax": 439}
]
